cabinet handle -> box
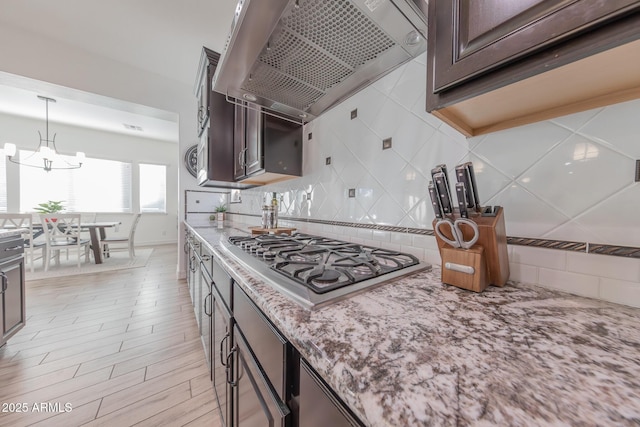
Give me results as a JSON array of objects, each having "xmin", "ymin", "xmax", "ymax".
[
  {"xmin": 226, "ymin": 345, "xmax": 238, "ymax": 386},
  {"xmin": 0, "ymin": 272, "xmax": 7, "ymax": 294},
  {"xmin": 4, "ymin": 245, "xmax": 22, "ymax": 251},
  {"xmin": 201, "ymin": 254, "xmax": 211, "ymax": 261},
  {"xmin": 220, "ymin": 331, "xmax": 230, "ymax": 366},
  {"xmin": 238, "ymin": 149, "xmax": 244, "ymax": 167},
  {"xmin": 204, "ymin": 292, "xmax": 212, "ymax": 316},
  {"xmin": 189, "ymin": 256, "xmax": 197, "ymax": 272}
]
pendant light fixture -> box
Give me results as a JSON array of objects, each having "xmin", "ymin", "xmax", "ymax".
[{"xmin": 3, "ymin": 95, "xmax": 85, "ymax": 172}]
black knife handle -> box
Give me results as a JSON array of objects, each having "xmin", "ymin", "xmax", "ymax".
[
  {"xmin": 434, "ymin": 172, "xmax": 453, "ymax": 214},
  {"xmin": 455, "ymin": 163, "xmax": 474, "ymax": 208},
  {"xmin": 428, "ymin": 181, "xmax": 444, "ymax": 219},
  {"xmin": 466, "ymin": 162, "xmax": 481, "ymax": 211},
  {"xmin": 455, "ymin": 182, "xmax": 468, "ymax": 218}
]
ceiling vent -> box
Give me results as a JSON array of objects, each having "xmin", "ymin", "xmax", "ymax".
[{"xmin": 123, "ymin": 124, "xmax": 143, "ymax": 131}]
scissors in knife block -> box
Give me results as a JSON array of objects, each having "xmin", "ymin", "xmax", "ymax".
[{"xmin": 435, "ymin": 217, "xmax": 479, "ymax": 249}]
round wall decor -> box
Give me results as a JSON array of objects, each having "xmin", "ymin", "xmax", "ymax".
[{"xmin": 184, "ymin": 145, "xmax": 198, "ymax": 178}]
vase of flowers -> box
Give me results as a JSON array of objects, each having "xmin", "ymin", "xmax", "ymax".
[{"xmin": 33, "ymin": 200, "xmax": 65, "ymax": 222}]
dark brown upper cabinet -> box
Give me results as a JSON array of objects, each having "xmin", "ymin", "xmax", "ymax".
[
  {"xmin": 234, "ymin": 103, "xmax": 303, "ymax": 186},
  {"xmin": 195, "ymin": 47, "xmax": 219, "ymax": 137},
  {"xmin": 427, "ymin": 0, "xmax": 640, "ymax": 136}
]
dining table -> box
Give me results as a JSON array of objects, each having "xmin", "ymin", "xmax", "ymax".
[
  {"xmin": 79, "ymin": 221, "xmax": 121, "ymax": 264},
  {"xmin": 27, "ymin": 221, "xmax": 121, "ymax": 265}
]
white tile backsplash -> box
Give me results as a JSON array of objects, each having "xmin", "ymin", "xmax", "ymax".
[
  {"xmin": 231, "ymin": 56, "xmax": 640, "ymax": 308},
  {"xmin": 598, "ymin": 278, "xmax": 640, "ymax": 308},
  {"xmin": 567, "ymin": 252, "xmax": 640, "ymax": 283},
  {"xmin": 538, "ymin": 268, "xmax": 600, "ymax": 299}
]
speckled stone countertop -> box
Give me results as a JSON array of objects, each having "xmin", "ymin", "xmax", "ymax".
[
  {"xmin": 187, "ymin": 223, "xmax": 640, "ymax": 427},
  {"xmin": 0, "ymin": 229, "xmax": 26, "ymax": 239}
]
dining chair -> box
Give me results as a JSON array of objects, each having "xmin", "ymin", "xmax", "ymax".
[
  {"xmin": 0, "ymin": 213, "xmax": 46, "ymax": 273},
  {"xmin": 40, "ymin": 213, "xmax": 91, "ymax": 271},
  {"xmin": 100, "ymin": 213, "xmax": 142, "ymax": 260}
]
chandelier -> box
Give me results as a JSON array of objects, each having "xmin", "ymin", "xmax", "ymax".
[{"xmin": 3, "ymin": 95, "xmax": 85, "ymax": 172}]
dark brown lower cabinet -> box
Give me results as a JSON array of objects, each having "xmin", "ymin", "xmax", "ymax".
[
  {"xmin": 208, "ymin": 275, "xmax": 363, "ymax": 427},
  {"xmin": 230, "ymin": 329, "xmax": 290, "ymax": 427},
  {"xmin": 0, "ymin": 236, "xmax": 26, "ymax": 347},
  {"xmin": 212, "ymin": 284, "xmax": 232, "ymax": 426},
  {"xmin": 295, "ymin": 358, "xmax": 363, "ymax": 427}
]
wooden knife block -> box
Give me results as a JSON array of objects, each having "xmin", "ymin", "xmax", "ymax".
[
  {"xmin": 441, "ymin": 246, "xmax": 488, "ymax": 292},
  {"xmin": 433, "ymin": 207, "xmax": 509, "ymax": 289}
]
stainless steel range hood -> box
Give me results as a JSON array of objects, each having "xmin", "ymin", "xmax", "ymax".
[{"xmin": 213, "ymin": 0, "xmax": 428, "ymax": 122}]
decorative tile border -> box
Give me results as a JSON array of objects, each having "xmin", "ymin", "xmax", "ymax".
[{"xmin": 228, "ymin": 213, "xmax": 640, "ymax": 259}]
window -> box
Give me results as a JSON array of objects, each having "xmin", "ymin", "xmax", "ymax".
[
  {"xmin": 20, "ymin": 151, "xmax": 132, "ymax": 213},
  {"xmin": 139, "ymin": 163, "xmax": 166, "ymax": 213},
  {"xmin": 0, "ymin": 154, "xmax": 6, "ymax": 212}
]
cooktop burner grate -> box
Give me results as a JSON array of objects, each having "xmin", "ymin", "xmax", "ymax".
[{"xmin": 228, "ymin": 233, "xmax": 421, "ymax": 294}]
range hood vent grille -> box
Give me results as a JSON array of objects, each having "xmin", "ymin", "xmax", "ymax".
[
  {"xmin": 281, "ymin": 0, "xmax": 396, "ymax": 69},
  {"xmin": 214, "ymin": 0, "xmax": 427, "ymax": 121}
]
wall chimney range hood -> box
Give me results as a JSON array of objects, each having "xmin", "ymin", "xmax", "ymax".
[{"xmin": 213, "ymin": 0, "xmax": 428, "ymax": 121}]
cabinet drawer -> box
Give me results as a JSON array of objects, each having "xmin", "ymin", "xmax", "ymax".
[
  {"xmin": 234, "ymin": 283, "xmax": 287, "ymax": 400},
  {"xmin": 211, "ymin": 259, "xmax": 232, "ymax": 311},
  {"xmin": 0, "ymin": 237, "xmax": 24, "ymax": 261}
]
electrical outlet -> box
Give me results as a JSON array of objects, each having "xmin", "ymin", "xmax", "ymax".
[
  {"xmin": 326, "ymin": 157, "xmax": 331, "ymax": 165},
  {"xmin": 636, "ymin": 159, "xmax": 640, "ymax": 182},
  {"xmin": 308, "ymin": 132, "xmax": 313, "ymax": 141}
]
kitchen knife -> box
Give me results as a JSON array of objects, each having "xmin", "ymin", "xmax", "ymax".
[
  {"xmin": 455, "ymin": 163, "xmax": 474, "ymax": 209},
  {"xmin": 434, "ymin": 172, "xmax": 453, "ymax": 214},
  {"xmin": 456, "ymin": 162, "xmax": 481, "ymax": 212},
  {"xmin": 432, "ymin": 164, "xmax": 453, "ymax": 209},
  {"xmin": 428, "ymin": 181, "xmax": 444, "ymax": 219},
  {"xmin": 455, "ymin": 182, "xmax": 468, "ymax": 218},
  {"xmin": 466, "ymin": 162, "xmax": 482, "ymax": 212}
]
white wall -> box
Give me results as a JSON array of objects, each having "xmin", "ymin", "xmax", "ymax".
[
  {"xmin": 231, "ymin": 54, "xmax": 640, "ymax": 308},
  {"xmin": 0, "ymin": 23, "xmax": 203, "ymax": 274},
  {"xmin": 0, "ymin": 113, "xmax": 178, "ymax": 245}
]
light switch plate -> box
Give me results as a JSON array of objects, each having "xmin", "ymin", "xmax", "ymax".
[
  {"xmin": 350, "ymin": 109, "xmax": 358, "ymax": 120},
  {"xmin": 636, "ymin": 159, "xmax": 640, "ymax": 182},
  {"xmin": 326, "ymin": 157, "xmax": 331, "ymax": 165},
  {"xmin": 348, "ymin": 188, "xmax": 356, "ymax": 198},
  {"xmin": 382, "ymin": 138, "xmax": 392, "ymax": 150}
]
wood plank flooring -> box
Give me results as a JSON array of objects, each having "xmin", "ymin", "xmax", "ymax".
[{"xmin": 0, "ymin": 244, "xmax": 221, "ymax": 427}]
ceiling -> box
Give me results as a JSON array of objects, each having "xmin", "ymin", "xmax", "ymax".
[{"xmin": 0, "ymin": 0, "xmax": 237, "ymax": 143}]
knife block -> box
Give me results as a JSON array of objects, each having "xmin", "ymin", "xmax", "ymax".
[
  {"xmin": 441, "ymin": 246, "xmax": 488, "ymax": 292},
  {"xmin": 433, "ymin": 206, "xmax": 509, "ymax": 288}
]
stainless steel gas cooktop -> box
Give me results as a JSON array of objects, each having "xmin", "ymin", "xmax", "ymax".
[{"xmin": 221, "ymin": 233, "xmax": 431, "ymax": 309}]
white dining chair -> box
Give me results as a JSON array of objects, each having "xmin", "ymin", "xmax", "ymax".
[
  {"xmin": 0, "ymin": 213, "xmax": 46, "ymax": 272},
  {"xmin": 100, "ymin": 213, "xmax": 142, "ymax": 260},
  {"xmin": 40, "ymin": 213, "xmax": 91, "ymax": 271}
]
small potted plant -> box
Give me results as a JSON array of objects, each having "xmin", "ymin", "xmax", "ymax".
[
  {"xmin": 34, "ymin": 200, "xmax": 65, "ymax": 221},
  {"xmin": 210, "ymin": 204, "xmax": 227, "ymax": 226}
]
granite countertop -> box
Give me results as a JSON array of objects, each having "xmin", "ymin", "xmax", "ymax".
[
  {"xmin": 0, "ymin": 229, "xmax": 27, "ymax": 239},
  {"xmin": 187, "ymin": 223, "xmax": 640, "ymax": 427}
]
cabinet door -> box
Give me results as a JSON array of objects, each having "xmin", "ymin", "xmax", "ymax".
[
  {"xmin": 1, "ymin": 257, "xmax": 25, "ymax": 343},
  {"xmin": 297, "ymin": 359, "xmax": 361, "ymax": 427},
  {"xmin": 431, "ymin": 0, "xmax": 640, "ymax": 92},
  {"xmin": 233, "ymin": 102, "xmax": 246, "ymax": 180},
  {"xmin": 199, "ymin": 266, "xmax": 212, "ymax": 375},
  {"xmin": 262, "ymin": 114, "xmax": 302, "ymax": 177},
  {"xmin": 232, "ymin": 330, "xmax": 289, "ymax": 427},
  {"xmin": 244, "ymin": 103, "xmax": 263, "ymax": 176},
  {"xmin": 212, "ymin": 294, "xmax": 232, "ymax": 427},
  {"xmin": 197, "ymin": 64, "xmax": 209, "ymax": 136}
]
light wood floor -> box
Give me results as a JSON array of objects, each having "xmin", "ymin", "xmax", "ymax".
[{"xmin": 0, "ymin": 244, "xmax": 221, "ymax": 427}]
